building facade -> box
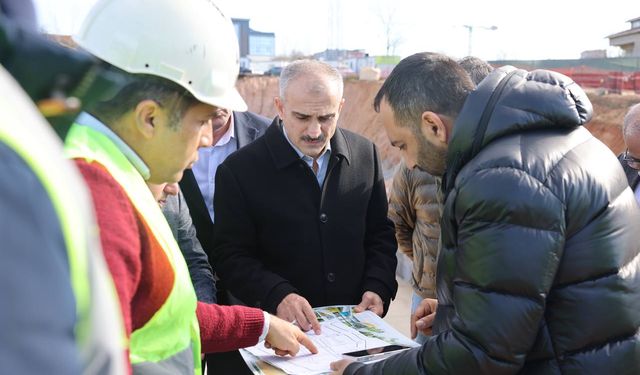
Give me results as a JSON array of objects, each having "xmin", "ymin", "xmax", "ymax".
[
  {"xmin": 608, "ymin": 17, "xmax": 640, "ymax": 57},
  {"xmin": 231, "ymin": 18, "xmax": 275, "ymax": 72}
]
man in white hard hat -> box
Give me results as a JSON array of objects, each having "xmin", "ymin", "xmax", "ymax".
[{"xmin": 65, "ymin": 0, "xmax": 317, "ymax": 373}]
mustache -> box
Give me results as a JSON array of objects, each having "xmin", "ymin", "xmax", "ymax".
[{"xmin": 301, "ymin": 134, "xmax": 326, "ymax": 142}]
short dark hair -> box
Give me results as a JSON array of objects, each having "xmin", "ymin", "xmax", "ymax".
[
  {"xmin": 458, "ymin": 56, "xmax": 494, "ymax": 85},
  {"xmin": 373, "ymin": 52, "xmax": 474, "ymax": 129},
  {"xmin": 90, "ymin": 73, "xmax": 200, "ymax": 129}
]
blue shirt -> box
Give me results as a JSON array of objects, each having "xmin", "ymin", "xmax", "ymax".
[
  {"xmin": 192, "ymin": 115, "xmax": 237, "ymax": 223},
  {"xmin": 282, "ymin": 126, "xmax": 331, "ymax": 187}
]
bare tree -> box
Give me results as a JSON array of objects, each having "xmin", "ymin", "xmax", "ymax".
[{"xmin": 375, "ymin": 1, "xmax": 403, "ymax": 56}]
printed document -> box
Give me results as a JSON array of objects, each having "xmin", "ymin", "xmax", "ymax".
[{"xmin": 242, "ymin": 305, "xmax": 418, "ymax": 375}]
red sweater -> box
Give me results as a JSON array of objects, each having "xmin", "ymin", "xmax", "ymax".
[{"xmin": 75, "ymin": 160, "xmax": 265, "ymax": 358}]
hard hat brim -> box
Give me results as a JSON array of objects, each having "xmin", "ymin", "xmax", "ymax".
[{"xmin": 194, "ymin": 86, "xmax": 248, "ymax": 112}]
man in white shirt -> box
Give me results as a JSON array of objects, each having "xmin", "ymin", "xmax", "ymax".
[
  {"xmin": 181, "ymin": 108, "xmax": 271, "ymax": 271},
  {"xmin": 179, "ymin": 107, "xmax": 271, "ymax": 374}
]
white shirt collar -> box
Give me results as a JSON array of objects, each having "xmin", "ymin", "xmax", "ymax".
[{"xmin": 215, "ymin": 113, "xmax": 236, "ymax": 147}]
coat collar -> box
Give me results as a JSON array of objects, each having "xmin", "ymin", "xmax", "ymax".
[{"xmin": 265, "ymin": 117, "xmax": 351, "ymax": 170}]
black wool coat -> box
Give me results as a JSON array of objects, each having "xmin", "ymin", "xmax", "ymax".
[{"xmin": 212, "ymin": 119, "xmax": 398, "ymax": 314}]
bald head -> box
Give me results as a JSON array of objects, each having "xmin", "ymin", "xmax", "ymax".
[
  {"xmin": 279, "ymin": 59, "xmax": 343, "ymax": 100},
  {"xmin": 623, "ymin": 103, "xmax": 640, "ymax": 138}
]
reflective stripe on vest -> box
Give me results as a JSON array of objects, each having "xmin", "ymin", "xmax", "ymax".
[
  {"xmin": 0, "ymin": 67, "xmax": 126, "ymax": 374},
  {"xmin": 65, "ymin": 123, "xmax": 201, "ymax": 375}
]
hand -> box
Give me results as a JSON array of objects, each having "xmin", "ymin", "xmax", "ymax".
[
  {"xmin": 330, "ymin": 358, "xmax": 355, "ymax": 375},
  {"xmin": 411, "ymin": 298, "xmax": 437, "ymax": 338},
  {"xmin": 264, "ymin": 315, "xmax": 319, "ymax": 356},
  {"xmin": 353, "ymin": 291, "xmax": 383, "ymax": 316},
  {"xmin": 276, "ymin": 293, "xmax": 321, "ymax": 334}
]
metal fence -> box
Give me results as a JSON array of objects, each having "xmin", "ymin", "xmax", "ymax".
[{"xmin": 490, "ymin": 57, "xmax": 640, "ymax": 94}]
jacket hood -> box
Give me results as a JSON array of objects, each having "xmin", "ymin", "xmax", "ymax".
[{"xmin": 443, "ymin": 66, "xmax": 593, "ymax": 193}]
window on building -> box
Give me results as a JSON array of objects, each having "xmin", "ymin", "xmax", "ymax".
[{"xmin": 249, "ymin": 35, "xmax": 275, "ymax": 57}]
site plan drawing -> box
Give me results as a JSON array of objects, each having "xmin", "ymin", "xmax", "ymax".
[{"xmin": 242, "ymin": 305, "xmax": 419, "ymax": 374}]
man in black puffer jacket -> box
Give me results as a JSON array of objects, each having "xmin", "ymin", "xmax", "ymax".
[{"xmin": 331, "ymin": 52, "xmax": 640, "ymax": 374}]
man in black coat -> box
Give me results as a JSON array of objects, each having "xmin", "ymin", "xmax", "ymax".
[
  {"xmin": 213, "ymin": 59, "xmax": 398, "ymax": 334},
  {"xmin": 619, "ymin": 103, "xmax": 640, "ymax": 201},
  {"xmin": 331, "ymin": 52, "xmax": 640, "ymax": 374}
]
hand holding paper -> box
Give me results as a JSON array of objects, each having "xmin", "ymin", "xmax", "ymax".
[
  {"xmin": 277, "ymin": 293, "xmax": 322, "ymax": 334},
  {"xmin": 411, "ymin": 298, "xmax": 437, "ymax": 338},
  {"xmin": 330, "ymin": 358, "xmax": 355, "ymax": 375},
  {"xmin": 353, "ymin": 291, "xmax": 384, "ymax": 316}
]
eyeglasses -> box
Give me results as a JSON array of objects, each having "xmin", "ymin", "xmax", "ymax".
[{"xmin": 623, "ymin": 149, "xmax": 640, "ymax": 170}]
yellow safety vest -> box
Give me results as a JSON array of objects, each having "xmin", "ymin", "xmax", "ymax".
[
  {"xmin": 65, "ymin": 122, "xmax": 201, "ymax": 375},
  {"xmin": 0, "ymin": 66, "xmax": 126, "ymax": 374}
]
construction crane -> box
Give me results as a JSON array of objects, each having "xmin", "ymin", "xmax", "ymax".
[{"xmin": 463, "ymin": 24, "xmax": 498, "ymax": 56}]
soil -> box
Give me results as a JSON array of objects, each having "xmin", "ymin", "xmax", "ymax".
[
  {"xmin": 237, "ymin": 76, "xmax": 640, "ymax": 179},
  {"xmin": 583, "ymin": 90, "xmax": 640, "ymax": 155}
]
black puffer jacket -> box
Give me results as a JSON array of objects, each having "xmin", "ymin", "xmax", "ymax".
[{"xmin": 346, "ymin": 67, "xmax": 640, "ymax": 374}]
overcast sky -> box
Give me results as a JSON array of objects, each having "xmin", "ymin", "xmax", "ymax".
[{"xmin": 34, "ymin": 0, "xmax": 640, "ymax": 61}]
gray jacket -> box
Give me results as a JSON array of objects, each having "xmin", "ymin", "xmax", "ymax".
[{"xmin": 162, "ymin": 191, "xmax": 216, "ymax": 303}]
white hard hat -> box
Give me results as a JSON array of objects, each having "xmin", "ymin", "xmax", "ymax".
[{"xmin": 73, "ymin": 0, "xmax": 247, "ymax": 111}]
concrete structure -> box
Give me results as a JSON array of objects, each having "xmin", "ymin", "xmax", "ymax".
[
  {"xmin": 490, "ymin": 57, "xmax": 640, "ymax": 73},
  {"xmin": 581, "ymin": 49, "xmax": 607, "ymax": 59},
  {"xmin": 359, "ymin": 67, "xmax": 381, "ymax": 81},
  {"xmin": 312, "ymin": 49, "xmax": 375, "ymax": 76},
  {"xmin": 313, "ymin": 48, "xmax": 367, "ymax": 61},
  {"xmin": 608, "ymin": 16, "xmax": 640, "ymax": 57}
]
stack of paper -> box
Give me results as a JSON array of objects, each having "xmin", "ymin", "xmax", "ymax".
[{"xmin": 242, "ymin": 305, "xmax": 418, "ymax": 375}]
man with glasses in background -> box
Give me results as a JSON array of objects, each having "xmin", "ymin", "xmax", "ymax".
[{"xmin": 620, "ymin": 103, "xmax": 640, "ymax": 203}]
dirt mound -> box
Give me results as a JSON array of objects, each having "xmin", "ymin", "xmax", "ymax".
[
  {"xmin": 237, "ymin": 77, "xmax": 640, "ymax": 177},
  {"xmin": 584, "ymin": 91, "xmax": 640, "ymax": 154}
]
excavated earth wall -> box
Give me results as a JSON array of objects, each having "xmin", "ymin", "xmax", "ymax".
[{"xmin": 237, "ymin": 76, "xmax": 640, "ymax": 182}]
